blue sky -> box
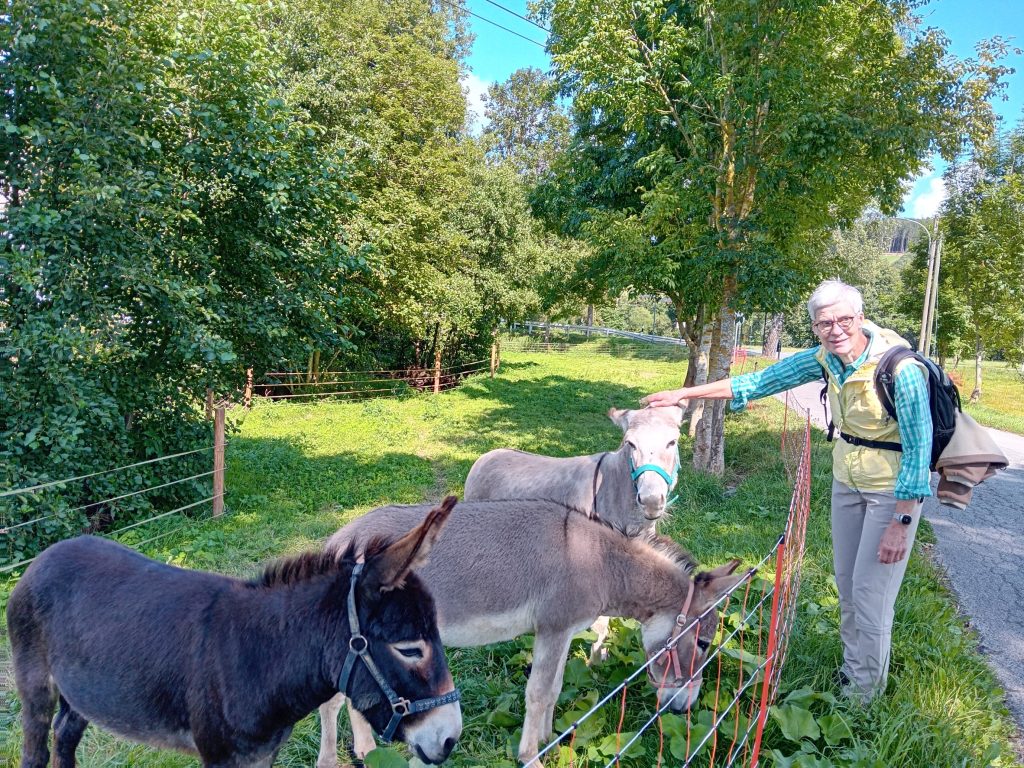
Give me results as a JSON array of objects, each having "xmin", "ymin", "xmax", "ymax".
[{"xmin": 461, "ymin": 0, "xmax": 1024, "ymax": 217}]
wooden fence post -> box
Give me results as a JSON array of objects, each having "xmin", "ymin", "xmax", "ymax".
[
  {"xmin": 490, "ymin": 342, "xmax": 497, "ymax": 378},
  {"xmin": 244, "ymin": 367, "xmax": 253, "ymax": 409},
  {"xmin": 433, "ymin": 348, "xmax": 442, "ymax": 394},
  {"xmin": 213, "ymin": 405, "xmax": 225, "ymax": 517}
]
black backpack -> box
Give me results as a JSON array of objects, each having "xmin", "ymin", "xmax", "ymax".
[{"xmin": 819, "ymin": 347, "xmax": 962, "ymax": 470}]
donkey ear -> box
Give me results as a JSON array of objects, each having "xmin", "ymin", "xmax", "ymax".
[
  {"xmin": 608, "ymin": 407, "xmax": 632, "ymax": 431},
  {"xmin": 693, "ymin": 559, "xmax": 747, "ymax": 606},
  {"xmin": 364, "ymin": 496, "xmax": 456, "ymax": 592}
]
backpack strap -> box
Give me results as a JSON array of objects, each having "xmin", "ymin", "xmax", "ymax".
[
  {"xmin": 838, "ymin": 430, "xmax": 902, "ymax": 452},
  {"xmin": 819, "ymin": 363, "xmax": 835, "ymax": 442},
  {"xmin": 873, "ymin": 347, "xmax": 917, "ymax": 422}
]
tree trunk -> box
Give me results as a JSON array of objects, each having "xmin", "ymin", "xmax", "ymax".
[
  {"xmin": 970, "ymin": 333, "xmax": 983, "ymax": 403},
  {"xmin": 586, "ymin": 304, "xmax": 594, "ymax": 338},
  {"xmin": 761, "ymin": 312, "xmax": 784, "ymax": 359},
  {"xmin": 693, "ymin": 299, "xmax": 735, "ymax": 475},
  {"xmin": 687, "ymin": 321, "xmax": 714, "ymax": 438}
]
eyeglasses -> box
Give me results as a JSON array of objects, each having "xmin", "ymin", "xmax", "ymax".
[{"xmin": 812, "ymin": 315, "xmax": 858, "ymax": 334}]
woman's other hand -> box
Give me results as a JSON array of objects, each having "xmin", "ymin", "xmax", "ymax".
[{"xmin": 641, "ymin": 388, "xmax": 689, "ymax": 408}]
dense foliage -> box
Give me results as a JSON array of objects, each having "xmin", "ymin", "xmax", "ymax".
[
  {"xmin": 927, "ymin": 126, "xmax": 1024, "ymax": 397},
  {"xmin": 0, "ymin": 0, "xmax": 558, "ymax": 560},
  {"xmin": 534, "ymin": 0, "xmax": 1011, "ymax": 472}
]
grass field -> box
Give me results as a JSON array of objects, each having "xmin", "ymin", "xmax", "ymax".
[
  {"xmin": 1, "ymin": 343, "xmax": 1020, "ymax": 767},
  {"xmin": 945, "ymin": 360, "xmax": 1024, "ymax": 436}
]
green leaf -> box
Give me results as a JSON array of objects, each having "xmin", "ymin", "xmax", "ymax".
[
  {"xmin": 818, "ymin": 713, "xmax": 853, "ymax": 745},
  {"xmin": 770, "ymin": 704, "xmax": 820, "ymax": 743},
  {"xmin": 783, "ymin": 687, "xmax": 837, "ymax": 707},
  {"xmin": 588, "ymin": 731, "xmax": 644, "ymax": 760},
  {"xmin": 363, "ymin": 747, "xmax": 409, "ymax": 768}
]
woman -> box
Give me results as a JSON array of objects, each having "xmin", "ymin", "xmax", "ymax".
[{"xmin": 643, "ymin": 279, "xmax": 932, "ymax": 703}]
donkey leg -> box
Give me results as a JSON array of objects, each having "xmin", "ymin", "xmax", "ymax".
[
  {"xmin": 10, "ymin": 630, "xmax": 56, "ymax": 768},
  {"xmin": 347, "ymin": 700, "xmax": 378, "ymax": 760},
  {"xmin": 541, "ymin": 642, "xmax": 572, "ymax": 741},
  {"xmin": 316, "ymin": 694, "xmax": 345, "ymax": 768},
  {"xmin": 52, "ymin": 695, "xmax": 89, "ymax": 768},
  {"xmin": 587, "ymin": 616, "xmax": 611, "ymax": 665},
  {"xmin": 518, "ymin": 630, "xmax": 573, "ymax": 766}
]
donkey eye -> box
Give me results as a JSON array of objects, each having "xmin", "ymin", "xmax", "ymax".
[
  {"xmin": 390, "ymin": 642, "xmax": 426, "ymax": 662},
  {"xmin": 696, "ymin": 638, "xmax": 711, "ymax": 652},
  {"xmin": 626, "ymin": 440, "xmax": 637, "ymax": 450},
  {"xmin": 667, "ymin": 440, "xmax": 677, "ymax": 449}
]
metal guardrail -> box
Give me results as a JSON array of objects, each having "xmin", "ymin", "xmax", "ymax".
[{"xmin": 513, "ymin": 322, "xmax": 689, "ymax": 347}]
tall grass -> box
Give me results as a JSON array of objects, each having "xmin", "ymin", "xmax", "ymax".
[{"xmin": 1, "ymin": 343, "xmax": 1019, "ymax": 767}]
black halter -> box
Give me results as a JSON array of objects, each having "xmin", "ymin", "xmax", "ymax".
[{"xmin": 336, "ymin": 562, "xmax": 461, "ymax": 742}]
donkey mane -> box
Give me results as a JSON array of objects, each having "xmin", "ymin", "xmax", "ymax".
[
  {"xmin": 640, "ymin": 531, "xmax": 698, "ymax": 575},
  {"xmin": 254, "ymin": 548, "xmax": 352, "ymax": 589}
]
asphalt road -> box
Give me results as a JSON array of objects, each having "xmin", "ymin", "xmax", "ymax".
[{"xmin": 774, "ymin": 379, "xmax": 1024, "ymax": 738}]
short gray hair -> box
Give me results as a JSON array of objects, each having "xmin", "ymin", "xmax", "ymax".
[{"xmin": 807, "ymin": 279, "xmax": 863, "ymax": 320}]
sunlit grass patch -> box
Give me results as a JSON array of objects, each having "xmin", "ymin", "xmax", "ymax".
[{"xmin": 1, "ymin": 347, "xmax": 1019, "ymax": 767}]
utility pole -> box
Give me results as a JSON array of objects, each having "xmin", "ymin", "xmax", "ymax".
[
  {"xmin": 927, "ymin": 233, "xmax": 943, "ymax": 358},
  {"xmin": 919, "ymin": 219, "xmax": 941, "ymax": 356}
]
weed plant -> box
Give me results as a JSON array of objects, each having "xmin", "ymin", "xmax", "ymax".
[{"xmin": 1, "ymin": 344, "xmax": 1019, "ymax": 767}]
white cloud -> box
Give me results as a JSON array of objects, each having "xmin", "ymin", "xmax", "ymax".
[
  {"xmin": 461, "ymin": 72, "xmax": 491, "ymax": 136},
  {"xmin": 901, "ymin": 169, "xmax": 947, "ymax": 219}
]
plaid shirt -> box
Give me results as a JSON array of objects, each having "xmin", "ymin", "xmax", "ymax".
[{"xmin": 730, "ymin": 337, "xmax": 932, "ymax": 500}]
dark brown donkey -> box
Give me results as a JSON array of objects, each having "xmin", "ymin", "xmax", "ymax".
[{"xmin": 8, "ymin": 499, "xmax": 462, "ymax": 768}]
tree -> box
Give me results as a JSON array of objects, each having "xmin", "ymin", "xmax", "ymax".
[
  {"xmin": 540, "ymin": 0, "xmax": 1011, "ymax": 473},
  {"xmin": 482, "ymin": 67, "xmax": 571, "ymax": 182},
  {"xmin": 937, "ymin": 129, "xmax": 1024, "ymax": 400},
  {"xmin": 0, "ymin": 0, "xmax": 359, "ymax": 558},
  {"xmin": 266, "ymin": 0, "xmax": 544, "ymax": 370}
]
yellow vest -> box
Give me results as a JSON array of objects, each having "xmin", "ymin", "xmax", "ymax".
[{"xmin": 814, "ymin": 323, "xmax": 916, "ymax": 493}]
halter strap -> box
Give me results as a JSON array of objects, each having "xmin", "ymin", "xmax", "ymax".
[
  {"xmin": 591, "ymin": 451, "xmax": 609, "ymax": 516},
  {"xmin": 337, "ymin": 562, "xmax": 461, "ymax": 742},
  {"xmin": 628, "ymin": 448, "xmax": 681, "ymax": 507},
  {"xmin": 647, "ymin": 578, "xmax": 697, "ymax": 688}
]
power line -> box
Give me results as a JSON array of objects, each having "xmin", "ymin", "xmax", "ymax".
[
  {"xmin": 437, "ymin": 0, "xmax": 547, "ymax": 49},
  {"xmin": 478, "ymin": 0, "xmax": 549, "ymax": 33}
]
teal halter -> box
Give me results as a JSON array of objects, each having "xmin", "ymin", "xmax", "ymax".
[{"xmin": 628, "ymin": 448, "xmax": 680, "ymax": 508}]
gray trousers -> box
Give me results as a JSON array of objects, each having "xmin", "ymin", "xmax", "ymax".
[{"xmin": 831, "ymin": 479, "xmax": 921, "ymax": 697}]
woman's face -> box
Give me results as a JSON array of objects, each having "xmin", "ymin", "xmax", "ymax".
[{"xmin": 812, "ymin": 301, "xmax": 864, "ymax": 359}]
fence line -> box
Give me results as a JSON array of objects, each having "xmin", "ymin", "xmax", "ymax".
[
  {"xmin": 513, "ymin": 321, "xmax": 690, "ymax": 346},
  {"xmin": 524, "ymin": 409, "xmax": 813, "ymax": 768},
  {"xmin": 2, "ymin": 406, "xmax": 229, "ymax": 574},
  {"xmin": 254, "ymin": 362, "xmax": 492, "ymax": 402},
  {"xmin": 0, "ymin": 493, "xmax": 222, "ymax": 575},
  {"xmin": 0, "ymin": 470, "xmax": 216, "ymax": 536},
  {"xmin": 258, "ymin": 358, "xmax": 492, "ymax": 388},
  {"xmin": 0, "ymin": 446, "xmax": 216, "ymax": 499}
]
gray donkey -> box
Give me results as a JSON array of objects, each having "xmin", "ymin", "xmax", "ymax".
[
  {"xmin": 464, "ymin": 406, "xmax": 683, "ymax": 537},
  {"xmin": 465, "ymin": 405, "xmax": 684, "ymax": 662},
  {"xmin": 317, "ymin": 499, "xmax": 744, "ymax": 767}
]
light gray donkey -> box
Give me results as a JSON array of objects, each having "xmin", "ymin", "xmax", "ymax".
[
  {"xmin": 463, "ymin": 406, "xmax": 683, "ymax": 537},
  {"xmin": 317, "ymin": 499, "xmax": 744, "ymax": 767}
]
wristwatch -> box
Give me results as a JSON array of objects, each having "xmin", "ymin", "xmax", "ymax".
[{"xmin": 892, "ymin": 512, "xmax": 914, "ymax": 526}]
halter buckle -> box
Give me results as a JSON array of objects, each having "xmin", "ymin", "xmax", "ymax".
[
  {"xmin": 392, "ymin": 697, "xmax": 410, "ymax": 716},
  {"xmin": 349, "ymin": 634, "xmax": 368, "ymax": 654},
  {"xmin": 675, "ymin": 613, "xmax": 687, "ymax": 627}
]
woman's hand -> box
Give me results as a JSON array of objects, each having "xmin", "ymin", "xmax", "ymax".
[
  {"xmin": 641, "ymin": 388, "xmax": 689, "ymax": 408},
  {"xmin": 878, "ymin": 523, "xmax": 909, "ymax": 564}
]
